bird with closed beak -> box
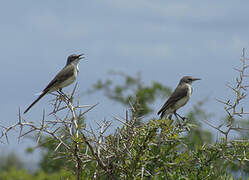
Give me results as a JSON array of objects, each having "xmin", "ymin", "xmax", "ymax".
[{"xmin": 157, "ymin": 76, "xmax": 201, "ymax": 120}]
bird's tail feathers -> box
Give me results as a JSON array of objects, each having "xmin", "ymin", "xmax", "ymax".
[
  {"xmin": 158, "ymin": 109, "xmax": 169, "ymax": 119},
  {"xmin": 24, "ymin": 91, "xmax": 47, "ymax": 114},
  {"xmin": 160, "ymin": 112, "xmax": 165, "ymax": 119},
  {"xmin": 157, "ymin": 108, "xmax": 164, "ymax": 116}
]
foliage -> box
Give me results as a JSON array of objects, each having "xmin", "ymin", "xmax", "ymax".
[
  {"xmin": 35, "ymin": 136, "xmax": 74, "ymax": 173},
  {"xmin": 183, "ymin": 100, "xmax": 213, "ymax": 150},
  {"xmin": 90, "ymin": 71, "xmax": 171, "ymax": 118},
  {"xmin": 0, "ymin": 168, "xmax": 75, "ymax": 180},
  {"xmin": 0, "ymin": 152, "xmax": 24, "ymax": 172}
]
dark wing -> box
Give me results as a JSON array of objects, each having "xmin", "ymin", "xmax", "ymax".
[
  {"xmin": 43, "ymin": 64, "xmax": 74, "ymax": 92},
  {"xmin": 157, "ymin": 85, "xmax": 188, "ymax": 116}
]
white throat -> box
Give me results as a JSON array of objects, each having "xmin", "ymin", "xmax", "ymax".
[
  {"xmin": 76, "ymin": 64, "xmax": 79, "ymax": 72},
  {"xmin": 186, "ymin": 83, "xmax": 192, "ymax": 95},
  {"xmin": 71, "ymin": 61, "xmax": 80, "ymax": 72}
]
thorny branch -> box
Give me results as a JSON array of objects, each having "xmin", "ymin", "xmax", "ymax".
[
  {"xmin": 0, "ymin": 84, "xmax": 102, "ymax": 179},
  {"xmin": 204, "ymin": 48, "xmax": 249, "ymax": 142}
]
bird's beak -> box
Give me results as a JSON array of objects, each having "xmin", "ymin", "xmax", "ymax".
[
  {"xmin": 78, "ymin": 54, "xmax": 85, "ymax": 60},
  {"xmin": 192, "ymin": 78, "xmax": 201, "ymax": 81}
]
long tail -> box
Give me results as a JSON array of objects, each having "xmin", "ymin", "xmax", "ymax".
[
  {"xmin": 158, "ymin": 111, "xmax": 165, "ymax": 119},
  {"xmin": 24, "ymin": 91, "xmax": 47, "ymax": 114},
  {"xmin": 157, "ymin": 108, "xmax": 164, "ymax": 119},
  {"xmin": 157, "ymin": 109, "xmax": 168, "ymax": 119}
]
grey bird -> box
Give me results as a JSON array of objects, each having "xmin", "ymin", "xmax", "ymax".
[
  {"xmin": 24, "ymin": 54, "xmax": 84, "ymax": 114},
  {"xmin": 157, "ymin": 76, "xmax": 201, "ymax": 119}
]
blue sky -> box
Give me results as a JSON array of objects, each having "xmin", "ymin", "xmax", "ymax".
[{"xmin": 1, "ymin": 1, "xmax": 249, "ymax": 167}]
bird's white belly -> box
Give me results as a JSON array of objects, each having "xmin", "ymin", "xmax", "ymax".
[
  {"xmin": 48, "ymin": 68, "xmax": 78, "ymax": 93},
  {"xmin": 59, "ymin": 75, "xmax": 76, "ymax": 88},
  {"xmin": 175, "ymin": 96, "xmax": 190, "ymax": 109},
  {"xmin": 59, "ymin": 68, "xmax": 78, "ymax": 89}
]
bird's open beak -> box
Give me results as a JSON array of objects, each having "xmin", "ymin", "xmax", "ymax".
[
  {"xmin": 192, "ymin": 78, "xmax": 201, "ymax": 81},
  {"xmin": 78, "ymin": 54, "xmax": 85, "ymax": 60}
]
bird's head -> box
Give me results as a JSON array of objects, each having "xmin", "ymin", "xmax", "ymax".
[
  {"xmin": 180, "ymin": 76, "xmax": 201, "ymax": 85},
  {"xmin": 66, "ymin": 54, "xmax": 84, "ymax": 65}
]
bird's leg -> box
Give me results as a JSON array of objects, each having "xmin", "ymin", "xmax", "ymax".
[
  {"xmin": 175, "ymin": 112, "xmax": 188, "ymax": 121},
  {"xmin": 173, "ymin": 111, "xmax": 181, "ymax": 125},
  {"xmin": 57, "ymin": 89, "xmax": 64, "ymax": 96},
  {"xmin": 176, "ymin": 112, "xmax": 191, "ymax": 131},
  {"xmin": 174, "ymin": 111, "xmax": 186, "ymax": 129},
  {"xmin": 57, "ymin": 89, "xmax": 70, "ymax": 102}
]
